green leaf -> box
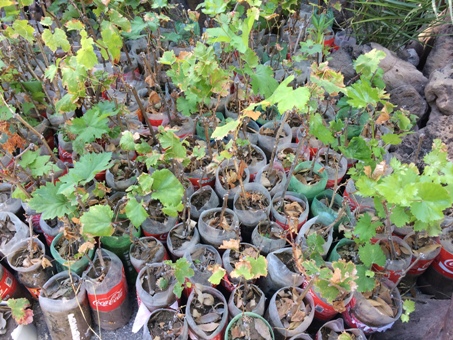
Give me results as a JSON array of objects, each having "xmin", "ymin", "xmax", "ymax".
[
  {"xmin": 55, "ymin": 93, "xmax": 77, "ymax": 113},
  {"xmin": 309, "ymin": 113, "xmax": 335, "ymax": 145},
  {"xmin": 265, "ymin": 76, "xmax": 310, "ymax": 113},
  {"xmin": 208, "ymin": 266, "xmax": 226, "ymax": 285},
  {"xmin": 382, "ymin": 133, "xmax": 402, "ymax": 145},
  {"xmin": 411, "ymin": 182, "xmax": 451, "ymax": 223},
  {"xmin": 68, "ymin": 105, "xmax": 114, "ymax": 154},
  {"xmin": 125, "ymin": 196, "xmax": 148, "ymax": 228},
  {"xmin": 355, "ymin": 264, "xmax": 376, "ymax": 293},
  {"xmin": 42, "ymin": 28, "xmax": 70, "ymax": 52},
  {"xmin": 358, "ymin": 242, "xmax": 386, "ymax": 267},
  {"xmin": 249, "ymin": 65, "xmax": 278, "ymax": 98},
  {"xmin": 40, "ymin": 17, "xmax": 53, "ymax": 27},
  {"xmin": 0, "ymin": 105, "xmax": 12, "ymax": 120},
  {"xmin": 354, "ymin": 49, "xmax": 386, "ymax": 78},
  {"xmin": 12, "ymin": 20, "xmax": 35, "ymax": 42},
  {"xmin": 6, "ymin": 298, "xmax": 32, "ymax": 325},
  {"xmin": 346, "ymin": 79, "xmax": 382, "ymax": 109},
  {"xmin": 158, "ymin": 128, "xmax": 187, "ymax": 160},
  {"xmin": 390, "ymin": 206, "xmax": 410, "ymax": 228},
  {"xmin": 100, "ymin": 21, "xmax": 122, "ymax": 61},
  {"xmin": 170, "ymin": 257, "xmax": 194, "ymax": 298},
  {"xmin": 402, "ymin": 299, "xmax": 415, "ymax": 323},
  {"xmin": 0, "ymin": 0, "xmax": 14, "ymax": 8},
  {"xmin": 108, "ymin": 9, "xmax": 131, "ymax": 32},
  {"xmin": 339, "ymin": 137, "xmax": 371, "ymax": 161},
  {"xmin": 80, "ymin": 205, "xmax": 114, "ymax": 237},
  {"xmin": 65, "ymin": 19, "xmax": 84, "ymax": 31},
  {"xmin": 18, "ymin": 150, "xmax": 57, "ymax": 178},
  {"xmin": 58, "ymin": 152, "xmax": 112, "ymax": 195},
  {"xmin": 137, "ymin": 173, "xmax": 154, "ymax": 195},
  {"xmin": 76, "ymin": 30, "xmax": 97, "ymax": 70},
  {"xmin": 119, "ymin": 131, "xmax": 136, "ymax": 151},
  {"xmin": 211, "ymin": 119, "xmax": 240, "ymax": 140},
  {"xmin": 28, "ymin": 182, "xmax": 75, "ymax": 219},
  {"xmin": 159, "ymin": 50, "xmax": 177, "ymax": 65},
  {"xmin": 354, "ymin": 213, "xmax": 382, "ymax": 242},
  {"xmin": 151, "ymin": 169, "xmax": 184, "ymax": 217}
]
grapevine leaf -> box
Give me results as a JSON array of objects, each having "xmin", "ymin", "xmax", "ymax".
[
  {"xmin": 358, "ymin": 242, "xmax": 386, "ymax": 267},
  {"xmin": 309, "ymin": 113, "xmax": 335, "ymax": 145},
  {"xmin": 42, "ymin": 28, "xmax": 70, "ymax": 52},
  {"xmin": 158, "ymin": 128, "xmax": 187, "ymax": 160},
  {"xmin": 211, "ymin": 119, "xmax": 240, "ymax": 140},
  {"xmin": 354, "ymin": 49, "xmax": 386, "ymax": 77},
  {"xmin": 346, "ymin": 79, "xmax": 382, "ymax": 109},
  {"xmin": 125, "ymin": 196, "xmax": 148, "ymax": 228},
  {"xmin": 208, "ymin": 264, "xmax": 226, "ymax": 285},
  {"xmin": 411, "ymin": 182, "xmax": 451, "ymax": 223},
  {"xmin": 151, "ymin": 169, "xmax": 184, "ymax": 217},
  {"xmin": 12, "ymin": 20, "xmax": 34, "ymax": 42},
  {"xmin": 250, "ymin": 65, "xmax": 279, "ymax": 99},
  {"xmin": 355, "ymin": 265, "xmax": 376, "ymax": 293},
  {"xmin": 264, "ymin": 75, "xmax": 310, "ymax": 113},
  {"xmin": 76, "ymin": 30, "xmax": 97, "ymax": 70},
  {"xmin": 354, "ymin": 213, "xmax": 381, "ymax": 242},
  {"xmin": 6, "ymin": 298, "xmax": 33, "ymax": 325},
  {"xmin": 390, "ymin": 206, "xmax": 410, "ymax": 228},
  {"xmin": 28, "ymin": 182, "xmax": 75, "ymax": 219},
  {"xmin": 80, "ymin": 205, "xmax": 114, "ymax": 237},
  {"xmin": 100, "ymin": 21, "xmax": 122, "ymax": 61}
]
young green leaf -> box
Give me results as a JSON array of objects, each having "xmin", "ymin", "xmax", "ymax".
[
  {"xmin": 355, "ymin": 264, "xmax": 377, "ymax": 293},
  {"xmin": 76, "ymin": 30, "xmax": 97, "ymax": 70},
  {"xmin": 125, "ymin": 196, "xmax": 148, "ymax": 228},
  {"xmin": 6, "ymin": 298, "xmax": 33, "ymax": 325},
  {"xmin": 263, "ymin": 76, "xmax": 310, "ymax": 113},
  {"xmin": 28, "ymin": 182, "xmax": 75, "ymax": 219},
  {"xmin": 208, "ymin": 264, "xmax": 227, "ymax": 285},
  {"xmin": 354, "ymin": 213, "xmax": 382, "ymax": 242},
  {"xmin": 211, "ymin": 119, "xmax": 240, "ymax": 140},
  {"xmin": 358, "ymin": 242, "xmax": 386, "ymax": 267},
  {"xmin": 80, "ymin": 205, "xmax": 114, "ymax": 237},
  {"xmin": 151, "ymin": 169, "xmax": 184, "ymax": 217},
  {"xmin": 42, "ymin": 28, "xmax": 70, "ymax": 52}
]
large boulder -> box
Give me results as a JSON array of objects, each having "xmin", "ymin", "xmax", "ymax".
[
  {"xmin": 422, "ymin": 22, "xmax": 453, "ymax": 77},
  {"xmin": 328, "ymin": 46, "xmax": 356, "ymax": 84},
  {"xmin": 371, "ymin": 43, "xmax": 428, "ymax": 95},
  {"xmin": 389, "ymin": 85, "xmax": 428, "ymax": 119},
  {"xmin": 425, "ymin": 63, "xmax": 453, "ymax": 116}
]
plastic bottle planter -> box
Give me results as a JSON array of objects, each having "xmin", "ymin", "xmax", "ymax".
[
  {"xmin": 288, "ymin": 161, "xmax": 328, "ymax": 201},
  {"xmin": 314, "ymin": 148, "xmax": 348, "ymax": 188},
  {"xmin": 39, "ymin": 272, "xmax": 92, "ymax": 340},
  {"xmin": 233, "ymin": 183, "xmax": 271, "ymax": 228},
  {"xmin": 171, "ymin": 115, "xmax": 196, "ymax": 140},
  {"xmin": 186, "ymin": 285, "xmax": 229, "ymax": 340},
  {"xmin": 136, "ymin": 263, "xmax": 178, "ymax": 313},
  {"xmin": 141, "ymin": 214, "xmax": 178, "ymax": 242},
  {"xmin": 302, "ymin": 277, "xmax": 353, "ymax": 322},
  {"xmin": 271, "ymin": 192, "xmax": 309, "ymax": 234},
  {"xmin": 101, "ymin": 224, "xmax": 141, "ymax": 284},
  {"xmin": 315, "ymin": 318, "xmax": 366, "ymax": 340},
  {"xmin": 227, "ymin": 284, "xmax": 266, "ymax": 318},
  {"xmin": 39, "ymin": 215, "xmax": 62, "ymax": 247},
  {"xmin": 296, "ymin": 216, "xmax": 334, "ymax": 259},
  {"xmin": 288, "ymin": 334, "xmax": 313, "ymax": 340},
  {"xmin": 418, "ymin": 226, "xmax": 453, "ymax": 298},
  {"xmin": 215, "ymin": 160, "xmax": 251, "ymax": 208},
  {"xmin": 196, "ymin": 111, "xmax": 225, "ymax": 141},
  {"xmin": 0, "ymin": 212, "xmax": 29, "ymax": 259},
  {"xmin": 311, "ymin": 190, "xmax": 354, "ymax": 234},
  {"xmin": 342, "ymin": 282, "xmax": 403, "ymax": 334},
  {"xmin": 241, "ymin": 144, "xmax": 267, "ymax": 181},
  {"xmin": 50, "ymin": 233, "xmax": 95, "ymax": 275},
  {"xmin": 183, "ymin": 244, "xmax": 222, "ymax": 297},
  {"xmin": 275, "ymin": 143, "xmax": 311, "ymax": 173},
  {"xmin": 233, "ymin": 120, "xmax": 260, "ymax": 146},
  {"xmin": 372, "ymin": 237, "xmax": 412, "ymax": 284},
  {"xmin": 7, "ymin": 238, "xmax": 55, "ymax": 300},
  {"xmin": 254, "ymin": 162, "xmax": 287, "ymax": 197},
  {"xmin": 221, "ymin": 243, "xmax": 260, "ymax": 293},
  {"xmin": 403, "ymin": 232, "xmax": 441, "ymax": 277},
  {"xmin": 251, "ymin": 221, "xmax": 287, "ymax": 256},
  {"xmin": 1, "ymin": 264, "xmax": 26, "ymax": 300},
  {"xmin": 343, "ymin": 180, "xmax": 374, "ymax": 211},
  {"xmin": 57, "ymin": 133, "xmax": 73, "ymax": 163},
  {"xmin": 129, "ymin": 236, "xmax": 170, "ymax": 273},
  {"xmin": 189, "ymin": 186, "xmax": 220, "ymax": 220},
  {"xmin": 147, "ymin": 112, "xmax": 169, "ymax": 128},
  {"xmin": 257, "ymin": 121, "xmax": 292, "ymax": 160},
  {"xmin": 105, "ymin": 166, "xmax": 139, "ymax": 191},
  {"xmin": 198, "ymin": 208, "xmax": 240, "ymax": 249},
  {"xmin": 0, "ymin": 183, "xmax": 22, "ymax": 214},
  {"xmin": 167, "ymin": 223, "xmax": 201, "ymax": 260},
  {"xmin": 21, "ymin": 201, "xmax": 42, "ymax": 233},
  {"xmin": 266, "ymin": 286, "xmax": 315, "ymax": 340},
  {"xmin": 143, "ymin": 308, "xmax": 188, "ymax": 340},
  {"xmin": 83, "ymin": 249, "xmax": 131, "ymax": 331},
  {"xmin": 259, "ymin": 248, "xmax": 305, "ymax": 298},
  {"xmin": 225, "ymin": 312, "xmax": 274, "ymax": 340},
  {"xmin": 327, "ymin": 238, "xmax": 357, "ymax": 262}
]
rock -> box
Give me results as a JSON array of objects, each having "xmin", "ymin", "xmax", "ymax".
[
  {"xmin": 425, "ymin": 64, "xmax": 453, "ymax": 116},
  {"xmin": 422, "ymin": 22, "xmax": 453, "ymax": 77},
  {"xmin": 373, "ymin": 294, "xmax": 453, "ymax": 340},
  {"xmin": 327, "ymin": 46, "xmax": 356, "ymax": 84},
  {"xmin": 389, "ymin": 85, "xmax": 427, "ymax": 118},
  {"xmin": 395, "ymin": 108, "xmax": 453, "ymax": 167},
  {"xmin": 370, "ymin": 43, "xmax": 428, "ymax": 95}
]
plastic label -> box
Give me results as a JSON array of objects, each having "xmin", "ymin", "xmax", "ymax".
[
  {"xmin": 87, "ymin": 271, "xmax": 127, "ymax": 312},
  {"xmin": 0, "ymin": 268, "xmax": 17, "ymax": 300}
]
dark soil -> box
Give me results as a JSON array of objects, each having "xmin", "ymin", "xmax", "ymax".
[
  {"xmin": 0, "ymin": 215, "xmax": 15, "ymax": 247},
  {"xmin": 147, "ymin": 309, "xmax": 186, "ymax": 339},
  {"xmin": 275, "ymin": 251, "xmax": 300, "ymax": 274},
  {"xmin": 336, "ymin": 243, "xmax": 361, "ymax": 264},
  {"xmin": 219, "ymin": 165, "xmax": 247, "ymax": 190},
  {"xmin": 237, "ymin": 145, "xmax": 264, "ymax": 167},
  {"xmin": 257, "ymin": 221, "xmax": 284, "ymax": 240},
  {"xmin": 191, "ymin": 190, "xmax": 211, "ymax": 210},
  {"xmin": 130, "ymin": 238, "xmax": 162, "ymax": 262},
  {"xmin": 234, "ymin": 191, "xmax": 269, "ymax": 211},
  {"xmin": 189, "ymin": 288, "xmax": 224, "ymax": 337},
  {"xmin": 110, "ymin": 161, "xmax": 135, "ymax": 181},
  {"xmin": 169, "ymin": 223, "xmax": 196, "ymax": 251},
  {"xmin": 204, "ymin": 210, "xmax": 235, "ymax": 231}
]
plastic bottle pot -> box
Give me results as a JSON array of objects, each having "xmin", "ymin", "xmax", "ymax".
[
  {"xmin": 227, "ymin": 284, "xmax": 266, "ymax": 318},
  {"xmin": 50, "ymin": 233, "xmax": 95, "ymax": 275},
  {"xmin": 198, "ymin": 208, "xmax": 240, "ymax": 248},
  {"xmin": 143, "ymin": 308, "xmax": 188, "ymax": 340},
  {"xmin": 167, "ymin": 222, "xmax": 201, "ymax": 260},
  {"xmin": 288, "ymin": 161, "xmax": 328, "ymax": 201},
  {"xmin": 233, "ymin": 183, "xmax": 271, "ymax": 228},
  {"xmin": 251, "ymin": 221, "xmax": 287, "ymax": 256},
  {"xmin": 39, "ymin": 272, "xmax": 92, "ymax": 340},
  {"xmin": 224, "ymin": 312, "xmax": 274, "ymax": 340},
  {"xmin": 189, "ymin": 185, "xmax": 220, "ymax": 220}
]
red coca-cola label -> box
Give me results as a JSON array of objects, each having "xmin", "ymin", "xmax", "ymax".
[
  {"xmin": 0, "ymin": 268, "xmax": 18, "ymax": 300},
  {"xmin": 188, "ymin": 176, "xmax": 215, "ymax": 191},
  {"xmin": 431, "ymin": 247, "xmax": 453, "ymax": 279},
  {"xmin": 141, "ymin": 230, "xmax": 170, "ymax": 242},
  {"xmin": 87, "ymin": 272, "xmax": 127, "ymax": 312},
  {"xmin": 307, "ymin": 288, "xmax": 337, "ymax": 321},
  {"xmin": 58, "ymin": 145, "xmax": 73, "ymax": 163},
  {"xmin": 372, "ymin": 263, "xmax": 404, "ymax": 284},
  {"xmin": 31, "ymin": 214, "xmax": 42, "ymax": 233},
  {"xmin": 407, "ymin": 257, "xmax": 436, "ymax": 276}
]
